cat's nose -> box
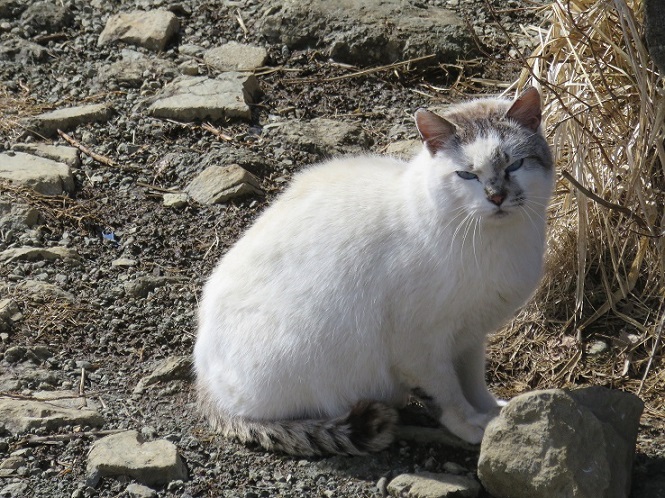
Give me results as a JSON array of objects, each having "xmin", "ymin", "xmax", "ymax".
[{"xmin": 488, "ymin": 193, "xmax": 506, "ymax": 206}]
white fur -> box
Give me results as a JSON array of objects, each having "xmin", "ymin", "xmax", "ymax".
[{"xmin": 194, "ymin": 133, "xmax": 554, "ymax": 444}]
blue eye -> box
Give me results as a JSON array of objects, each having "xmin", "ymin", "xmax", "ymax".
[
  {"xmin": 456, "ymin": 170, "xmax": 478, "ymax": 180},
  {"xmin": 505, "ymin": 159, "xmax": 523, "ymax": 174}
]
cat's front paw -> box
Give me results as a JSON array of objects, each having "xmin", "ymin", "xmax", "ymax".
[
  {"xmin": 440, "ymin": 410, "xmax": 495, "ymax": 445},
  {"xmin": 496, "ymin": 398, "xmax": 509, "ymax": 407}
]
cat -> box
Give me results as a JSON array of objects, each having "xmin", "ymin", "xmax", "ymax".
[{"xmin": 193, "ymin": 87, "xmax": 554, "ymax": 456}]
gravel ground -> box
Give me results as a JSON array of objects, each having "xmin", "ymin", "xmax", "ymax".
[{"xmin": 0, "ymin": 0, "xmax": 663, "ymax": 497}]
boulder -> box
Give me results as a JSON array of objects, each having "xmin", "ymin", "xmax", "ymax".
[{"xmin": 477, "ymin": 387, "xmax": 644, "ymax": 498}]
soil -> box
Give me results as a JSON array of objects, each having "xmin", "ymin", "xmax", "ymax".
[{"xmin": 0, "ymin": 0, "xmax": 663, "ymax": 497}]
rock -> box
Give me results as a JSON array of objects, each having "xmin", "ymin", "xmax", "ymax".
[
  {"xmin": 266, "ymin": 117, "xmax": 370, "ymax": 156},
  {"xmin": 203, "ymin": 42, "xmax": 268, "ymax": 72},
  {"xmin": 126, "ymin": 483, "xmax": 157, "ymax": 498},
  {"xmin": 0, "ymin": 151, "xmax": 74, "ymax": 195},
  {"xmin": 98, "ymin": 10, "xmax": 180, "ymax": 51},
  {"xmin": 147, "ymin": 73, "xmax": 260, "ymax": 122},
  {"xmin": 0, "ymin": 0, "xmax": 25, "ymax": 19},
  {"xmin": 163, "ymin": 192, "xmax": 189, "ymax": 208},
  {"xmin": 0, "ymin": 482, "xmax": 28, "ymax": 497},
  {"xmin": 18, "ymin": 279, "xmax": 76, "ymax": 302},
  {"xmin": 20, "ymin": 103, "xmax": 114, "ymax": 137},
  {"xmin": 185, "ymin": 164, "xmax": 262, "ymax": 205},
  {"xmin": 260, "ymin": 0, "xmax": 471, "ymax": 65},
  {"xmin": 97, "ymin": 50, "xmax": 176, "ymax": 87},
  {"xmin": 0, "ymin": 398, "xmax": 104, "ymax": 434},
  {"xmin": 0, "ymin": 38, "xmax": 48, "ymax": 63},
  {"xmin": 0, "ymin": 197, "xmax": 40, "ymax": 230},
  {"xmin": 3, "ymin": 345, "xmax": 26, "ymax": 363},
  {"xmin": 20, "ymin": 1, "xmax": 73, "ymax": 33},
  {"xmin": 123, "ymin": 275, "xmax": 184, "ymax": 298},
  {"xmin": 86, "ymin": 430, "xmax": 187, "ymax": 487},
  {"xmin": 11, "ymin": 144, "xmax": 80, "ymax": 168},
  {"xmin": 0, "ymin": 246, "xmax": 80, "ymax": 264},
  {"xmin": 111, "ymin": 258, "xmax": 137, "ymax": 267},
  {"xmin": 387, "ymin": 472, "xmax": 480, "ymax": 498},
  {"xmin": 133, "ymin": 356, "xmax": 192, "ymax": 394},
  {"xmin": 0, "ymin": 299, "xmax": 19, "ymax": 328},
  {"xmin": 386, "ymin": 139, "xmax": 420, "ymax": 159},
  {"xmin": 477, "ymin": 387, "xmax": 644, "ymax": 498},
  {"xmin": 645, "ymin": 0, "xmax": 665, "ymax": 75}
]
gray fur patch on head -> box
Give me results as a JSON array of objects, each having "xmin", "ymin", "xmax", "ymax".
[{"xmin": 439, "ymin": 97, "xmax": 553, "ymax": 171}]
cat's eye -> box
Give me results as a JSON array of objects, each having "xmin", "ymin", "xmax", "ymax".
[
  {"xmin": 456, "ymin": 170, "xmax": 478, "ymax": 180},
  {"xmin": 505, "ymin": 159, "xmax": 524, "ymax": 174}
]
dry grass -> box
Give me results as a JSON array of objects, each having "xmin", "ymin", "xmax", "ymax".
[{"xmin": 490, "ymin": 0, "xmax": 665, "ymax": 420}]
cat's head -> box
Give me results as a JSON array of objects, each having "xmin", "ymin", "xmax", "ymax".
[{"xmin": 414, "ymin": 87, "xmax": 554, "ymax": 223}]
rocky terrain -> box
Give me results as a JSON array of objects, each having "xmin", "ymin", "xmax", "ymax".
[{"xmin": 0, "ymin": 0, "xmax": 663, "ymax": 497}]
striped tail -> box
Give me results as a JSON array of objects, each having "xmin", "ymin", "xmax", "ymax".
[{"xmin": 197, "ymin": 385, "xmax": 397, "ymax": 456}]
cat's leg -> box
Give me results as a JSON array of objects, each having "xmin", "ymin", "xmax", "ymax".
[
  {"xmin": 454, "ymin": 341, "xmax": 504, "ymax": 414},
  {"xmin": 403, "ymin": 359, "xmax": 493, "ymax": 444}
]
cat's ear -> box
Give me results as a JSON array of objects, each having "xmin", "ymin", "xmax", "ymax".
[
  {"xmin": 415, "ymin": 109, "xmax": 457, "ymax": 156},
  {"xmin": 506, "ymin": 87, "xmax": 542, "ymax": 132}
]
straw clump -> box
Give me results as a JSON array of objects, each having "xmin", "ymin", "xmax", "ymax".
[{"xmin": 490, "ymin": 0, "xmax": 664, "ymax": 421}]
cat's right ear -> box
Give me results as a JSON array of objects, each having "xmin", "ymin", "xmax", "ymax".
[{"xmin": 415, "ymin": 109, "xmax": 457, "ymax": 156}]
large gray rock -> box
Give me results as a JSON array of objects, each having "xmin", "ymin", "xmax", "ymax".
[
  {"xmin": 148, "ymin": 74, "xmax": 259, "ymax": 122},
  {"xmin": 266, "ymin": 117, "xmax": 371, "ymax": 157},
  {"xmin": 645, "ymin": 0, "xmax": 665, "ymax": 75},
  {"xmin": 260, "ymin": 0, "xmax": 471, "ymax": 65},
  {"xmin": 86, "ymin": 430, "xmax": 187, "ymax": 487},
  {"xmin": 387, "ymin": 472, "xmax": 480, "ymax": 498},
  {"xmin": 98, "ymin": 10, "xmax": 179, "ymax": 51},
  {"xmin": 478, "ymin": 387, "xmax": 644, "ymax": 498},
  {"xmin": 0, "ymin": 152, "xmax": 74, "ymax": 195},
  {"xmin": 0, "ymin": 398, "xmax": 104, "ymax": 434},
  {"xmin": 20, "ymin": 103, "xmax": 113, "ymax": 137},
  {"xmin": 185, "ymin": 164, "xmax": 262, "ymax": 205},
  {"xmin": 203, "ymin": 42, "xmax": 268, "ymax": 72},
  {"xmin": 11, "ymin": 143, "xmax": 80, "ymax": 168}
]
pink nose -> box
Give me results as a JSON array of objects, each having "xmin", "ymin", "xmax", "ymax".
[{"xmin": 488, "ymin": 193, "xmax": 505, "ymax": 206}]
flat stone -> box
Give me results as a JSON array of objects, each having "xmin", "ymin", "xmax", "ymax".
[
  {"xmin": 185, "ymin": 164, "xmax": 262, "ymax": 205},
  {"xmin": 126, "ymin": 483, "xmax": 157, "ymax": 498},
  {"xmin": 0, "ymin": 482, "xmax": 28, "ymax": 497},
  {"xmin": 97, "ymin": 50, "xmax": 176, "ymax": 87},
  {"xmin": 20, "ymin": 103, "xmax": 113, "ymax": 137},
  {"xmin": 0, "ymin": 152, "xmax": 74, "ymax": 195},
  {"xmin": 98, "ymin": 10, "xmax": 179, "ymax": 51},
  {"xmin": 0, "ymin": 38, "xmax": 48, "ymax": 63},
  {"xmin": 0, "ymin": 398, "xmax": 104, "ymax": 434},
  {"xmin": 133, "ymin": 356, "xmax": 192, "ymax": 394},
  {"xmin": 260, "ymin": 0, "xmax": 471, "ymax": 65},
  {"xmin": 0, "ymin": 246, "xmax": 80, "ymax": 264},
  {"xmin": 111, "ymin": 258, "xmax": 137, "ymax": 268},
  {"xmin": 163, "ymin": 192, "xmax": 189, "ymax": 208},
  {"xmin": 0, "ymin": 196, "xmax": 40, "ymax": 229},
  {"xmin": 18, "ymin": 279, "xmax": 76, "ymax": 302},
  {"xmin": 148, "ymin": 73, "xmax": 260, "ymax": 122},
  {"xmin": 203, "ymin": 42, "xmax": 268, "ymax": 72},
  {"xmin": 86, "ymin": 430, "xmax": 187, "ymax": 487},
  {"xmin": 11, "ymin": 143, "xmax": 80, "ymax": 168},
  {"xmin": 478, "ymin": 387, "xmax": 644, "ymax": 498},
  {"xmin": 387, "ymin": 472, "xmax": 481, "ymax": 498},
  {"xmin": 266, "ymin": 117, "xmax": 370, "ymax": 157}
]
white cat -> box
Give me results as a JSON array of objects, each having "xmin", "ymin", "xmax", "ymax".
[{"xmin": 194, "ymin": 87, "xmax": 554, "ymax": 455}]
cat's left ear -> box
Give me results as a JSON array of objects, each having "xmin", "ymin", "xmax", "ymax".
[
  {"xmin": 415, "ymin": 109, "xmax": 457, "ymax": 156},
  {"xmin": 506, "ymin": 87, "xmax": 542, "ymax": 132}
]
